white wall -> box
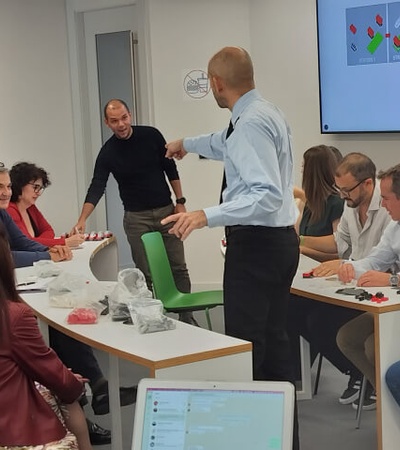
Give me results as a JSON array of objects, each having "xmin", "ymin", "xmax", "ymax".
[
  {"xmin": 249, "ymin": 0, "xmax": 400, "ymax": 186},
  {"xmin": 0, "ymin": 0, "xmax": 78, "ymax": 235},
  {"xmin": 146, "ymin": 0, "xmax": 251, "ymax": 288}
]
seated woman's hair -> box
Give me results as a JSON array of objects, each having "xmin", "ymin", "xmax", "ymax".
[
  {"xmin": 10, "ymin": 162, "xmax": 51, "ymax": 202},
  {"xmin": 0, "ymin": 226, "xmax": 21, "ymax": 340},
  {"xmin": 302, "ymin": 144, "xmax": 341, "ymax": 223}
]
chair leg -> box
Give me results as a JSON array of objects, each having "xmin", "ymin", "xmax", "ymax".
[
  {"xmin": 205, "ymin": 308, "xmax": 213, "ymax": 331},
  {"xmin": 356, "ymin": 376, "xmax": 367, "ymax": 429},
  {"xmin": 313, "ymin": 353, "xmax": 323, "ymax": 395}
]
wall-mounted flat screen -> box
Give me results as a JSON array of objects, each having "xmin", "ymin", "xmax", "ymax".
[{"xmin": 317, "ymin": 0, "xmax": 400, "ymax": 133}]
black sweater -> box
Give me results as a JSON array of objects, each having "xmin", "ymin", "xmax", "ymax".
[{"xmin": 85, "ymin": 126, "xmax": 180, "ymax": 212}]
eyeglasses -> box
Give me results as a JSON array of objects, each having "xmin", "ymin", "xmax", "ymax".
[
  {"xmin": 28, "ymin": 183, "xmax": 45, "ymax": 194},
  {"xmin": 333, "ymin": 178, "xmax": 369, "ymax": 197}
]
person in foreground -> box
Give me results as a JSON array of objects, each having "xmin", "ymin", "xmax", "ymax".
[
  {"xmin": 8, "ymin": 162, "xmax": 85, "ymax": 248},
  {"xmin": 71, "ymin": 99, "xmax": 196, "ymax": 325},
  {"xmin": 0, "ymin": 227, "xmax": 92, "ymax": 449},
  {"xmin": 1, "ymin": 162, "xmax": 132, "ymax": 445},
  {"xmin": 162, "ymin": 46, "xmax": 300, "ymax": 449},
  {"xmin": 337, "ymin": 163, "xmax": 400, "ymax": 408}
]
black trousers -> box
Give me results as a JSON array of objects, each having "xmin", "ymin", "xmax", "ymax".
[
  {"xmin": 49, "ymin": 327, "xmax": 104, "ymax": 386},
  {"xmin": 223, "ymin": 225, "xmax": 300, "ymax": 450},
  {"xmin": 287, "ymin": 295, "xmax": 362, "ymax": 380}
]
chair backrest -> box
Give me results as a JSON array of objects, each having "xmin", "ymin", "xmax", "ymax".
[{"xmin": 141, "ymin": 232, "xmax": 180, "ymax": 303}]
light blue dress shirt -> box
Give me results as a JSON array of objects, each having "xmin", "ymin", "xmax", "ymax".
[
  {"xmin": 183, "ymin": 89, "xmax": 298, "ymax": 228},
  {"xmin": 351, "ymin": 220, "xmax": 400, "ymax": 278}
]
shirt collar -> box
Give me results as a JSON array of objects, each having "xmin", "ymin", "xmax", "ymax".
[
  {"xmin": 369, "ymin": 182, "xmax": 383, "ymax": 212},
  {"xmin": 231, "ymin": 89, "xmax": 261, "ymax": 125}
]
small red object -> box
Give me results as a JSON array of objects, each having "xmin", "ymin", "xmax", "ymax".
[
  {"xmin": 67, "ymin": 308, "xmax": 98, "ymax": 324},
  {"xmin": 303, "ymin": 271, "xmax": 314, "ymax": 279},
  {"xmin": 370, "ymin": 295, "xmax": 389, "ymax": 303},
  {"xmin": 367, "ymin": 27, "xmax": 374, "ymax": 39},
  {"xmin": 350, "ymin": 24, "xmax": 357, "ymax": 34}
]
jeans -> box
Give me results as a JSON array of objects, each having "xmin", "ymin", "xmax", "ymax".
[{"xmin": 386, "ymin": 361, "xmax": 400, "ymax": 408}]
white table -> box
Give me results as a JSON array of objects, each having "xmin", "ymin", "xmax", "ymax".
[
  {"xmin": 291, "ymin": 255, "xmax": 400, "ymax": 450},
  {"xmin": 17, "ymin": 239, "xmax": 252, "ymax": 450}
]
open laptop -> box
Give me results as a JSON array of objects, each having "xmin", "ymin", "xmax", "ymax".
[{"xmin": 131, "ymin": 378, "xmax": 295, "ymax": 450}]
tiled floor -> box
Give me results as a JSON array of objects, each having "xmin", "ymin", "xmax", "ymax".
[{"xmin": 86, "ymin": 314, "xmax": 377, "ymax": 450}]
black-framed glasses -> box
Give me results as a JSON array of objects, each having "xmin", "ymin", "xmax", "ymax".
[
  {"xmin": 28, "ymin": 182, "xmax": 45, "ymax": 194},
  {"xmin": 333, "ymin": 178, "xmax": 369, "ymax": 197}
]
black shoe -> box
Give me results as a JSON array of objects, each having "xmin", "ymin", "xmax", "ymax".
[
  {"xmin": 352, "ymin": 382, "xmax": 377, "ymax": 411},
  {"xmin": 87, "ymin": 419, "xmax": 111, "ymax": 445},
  {"xmin": 92, "ymin": 385, "xmax": 138, "ymax": 415},
  {"xmin": 339, "ymin": 376, "xmax": 361, "ymax": 405}
]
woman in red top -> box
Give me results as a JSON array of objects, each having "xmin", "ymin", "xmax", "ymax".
[
  {"xmin": 0, "ymin": 226, "xmax": 92, "ymax": 449},
  {"xmin": 7, "ymin": 162, "xmax": 84, "ymax": 248}
]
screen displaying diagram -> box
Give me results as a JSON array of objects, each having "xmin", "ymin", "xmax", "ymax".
[
  {"xmin": 317, "ymin": 0, "xmax": 400, "ymax": 132},
  {"xmin": 346, "ymin": 2, "xmax": 400, "ymax": 65}
]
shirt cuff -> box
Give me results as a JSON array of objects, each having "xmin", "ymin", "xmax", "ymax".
[{"xmin": 204, "ymin": 205, "xmax": 223, "ymax": 228}]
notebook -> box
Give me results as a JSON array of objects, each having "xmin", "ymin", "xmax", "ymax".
[{"xmin": 131, "ymin": 378, "xmax": 295, "ymax": 450}]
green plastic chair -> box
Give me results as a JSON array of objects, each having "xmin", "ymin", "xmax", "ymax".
[{"xmin": 141, "ymin": 231, "xmax": 223, "ymax": 330}]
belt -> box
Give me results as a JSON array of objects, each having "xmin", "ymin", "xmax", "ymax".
[{"xmin": 225, "ymin": 224, "xmax": 294, "ymax": 237}]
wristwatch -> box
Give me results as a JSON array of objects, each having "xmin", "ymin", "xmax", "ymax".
[
  {"xmin": 176, "ymin": 197, "xmax": 186, "ymax": 205},
  {"xmin": 389, "ymin": 273, "xmax": 399, "ymax": 287}
]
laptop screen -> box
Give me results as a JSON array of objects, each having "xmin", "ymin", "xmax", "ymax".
[{"xmin": 132, "ymin": 380, "xmax": 294, "ymax": 450}]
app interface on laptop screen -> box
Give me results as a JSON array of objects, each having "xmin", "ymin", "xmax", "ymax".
[{"xmin": 141, "ymin": 388, "xmax": 285, "ymax": 450}]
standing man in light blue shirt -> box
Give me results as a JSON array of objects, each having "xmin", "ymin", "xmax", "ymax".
[{"xmin": 162, "ymin": 47, "xmax": 300, "ymax": 449}]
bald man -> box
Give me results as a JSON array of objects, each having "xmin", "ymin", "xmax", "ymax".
[
  {"xmin": 73, "ymin": 99, "xmax": 195, "ymax": 324},
  {"xmin": 163, "ymin": 47, "xmax": 299, "ymax": 449}
]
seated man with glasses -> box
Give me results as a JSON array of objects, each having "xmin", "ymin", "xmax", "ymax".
[{"xmin": 295, "ymin": 153, "xmax": 391, "ymax": 409}]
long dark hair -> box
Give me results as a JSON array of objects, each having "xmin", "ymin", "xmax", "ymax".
[
  {"xmin": 302, "ymin": 145, "xmax": 341, "ymax": 223},
  {"xmin": 0, "ymin": 225, "xmax": 22, "ymax": 341}
]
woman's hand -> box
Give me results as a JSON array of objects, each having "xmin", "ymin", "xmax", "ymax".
[{"xmin": 65, "ymin": 233, "xmax": 85, "ymax": 248}]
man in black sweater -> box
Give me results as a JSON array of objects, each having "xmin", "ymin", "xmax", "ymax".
[{"xmin": 73, "ymin": 99, "xmax": 194, "ymax": 323}]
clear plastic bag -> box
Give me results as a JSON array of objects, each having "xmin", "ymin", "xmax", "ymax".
[
  {"xmin": 33, "ymin": 260, "xmax": 62, "ymax": 278},
  {"xmin": 48, "ymin": 272, "xmax": 108, "ymax": 309},
  {"xmin": 108, "ymin": 268, "xmax": 153, "ymax": 321},
  {"xmin": 127, "ymin": 299, "xmax": 176, "ymax": 334}
]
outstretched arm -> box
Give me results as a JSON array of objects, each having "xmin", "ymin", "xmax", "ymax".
[
  {"xmin": 165, "ymin": 139, "xmax": 188, "ymax": 160},
  {"xmin": 161, "ymin": 210, "xmax": 207, "ymax": 241}
]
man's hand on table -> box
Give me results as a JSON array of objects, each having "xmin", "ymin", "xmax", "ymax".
[
  {"xmin": 357, "ymin": 270, "xmax": 390, "ymax": 287},
  {"xmin": 312, "ymin": 259, "xmax": 341, "ymax": 277}
]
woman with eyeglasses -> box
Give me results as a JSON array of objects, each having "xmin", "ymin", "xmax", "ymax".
[{"xmin": 7, "ymin": 162, "xmax": 84, "ymax": 248}]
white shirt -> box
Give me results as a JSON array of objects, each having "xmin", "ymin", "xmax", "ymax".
[
  {"xmin": 335, "ymin": 183, "xmax": 391, "ymax": 260},
  {"xmin": 351, "ymin": 220, "xmax": 400, "ymax": 278}
]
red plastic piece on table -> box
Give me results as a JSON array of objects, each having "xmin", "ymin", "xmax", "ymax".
[
  {"xmin": 303, "ymin": 271, "xmax": 314, "ymax": 279},
  {"xmin": 370, "ymin": 295, "xmax": 389, "ymax": 303},
  {"xmin": 67, "ymin": 308, "xmax": 98, "ymax": 324}
]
